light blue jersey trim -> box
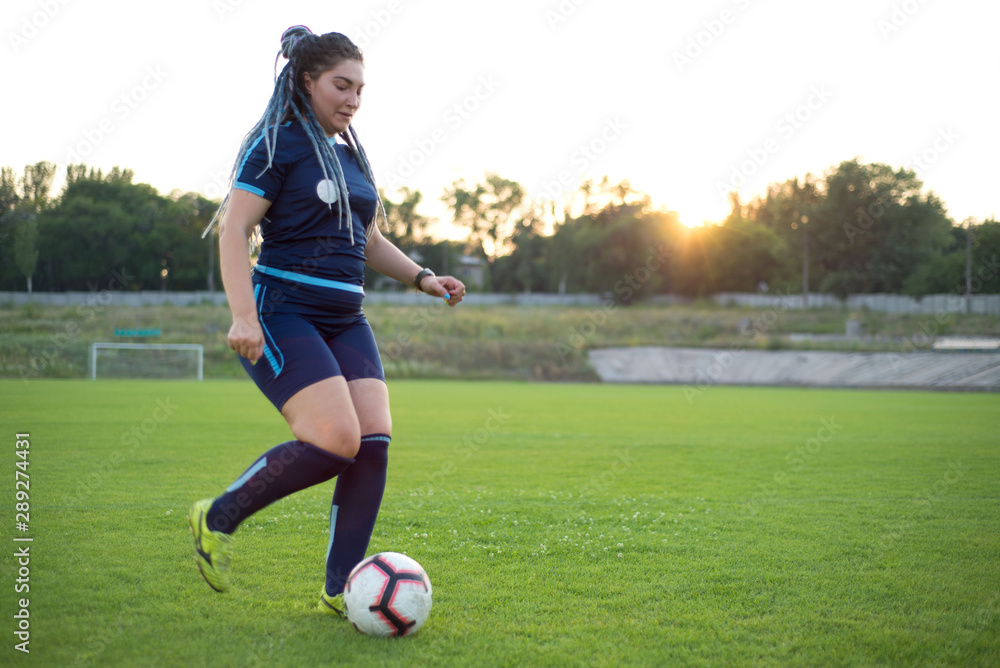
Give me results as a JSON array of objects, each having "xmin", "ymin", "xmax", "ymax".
[
  {"xmin": 234, "ymin": 122, "xmax": 292, "ymax": 198},
  {"xmin": 235, "ymin": 130, "xmax": 269, "ymax": 189},
  {"xmin": 234, "ymin": 182, "xmax": 266, "ymax": 198},
  {"xmin": 226, "ymin": 457, "xmax": 268, "ymax": 493},
  {"xmin": 255, "ymin": 284, "xmax": 283, "ymax": 377},
  {"xmin": 254, "ymin": 263, "xmax": 365, "ymax": 294}
]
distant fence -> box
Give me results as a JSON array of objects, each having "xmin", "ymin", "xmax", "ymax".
[
  {"xmin": 713, "ymin": 292, "xmax": 1000, "ymax": 315},
  {"xmin": 0, "ymin": 290, "xmax": 606, "ymax": 307},
  {"xmin": 1, "ymin": 290, "xmax": 998, "ymax": 314}
]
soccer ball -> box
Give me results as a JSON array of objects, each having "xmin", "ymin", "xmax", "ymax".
[{"xmin": 343, "ymin": 552, "xmax": 432, "ymax": 637}]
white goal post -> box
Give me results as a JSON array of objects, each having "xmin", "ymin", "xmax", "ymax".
[{"xmin": 90, "ymin": 343, "xmax": 204, "ymax": 381}]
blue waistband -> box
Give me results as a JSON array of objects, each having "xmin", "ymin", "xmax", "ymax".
[{"xmin": 253, "ymin": 264, "xmax": 365, "ymax": 294}]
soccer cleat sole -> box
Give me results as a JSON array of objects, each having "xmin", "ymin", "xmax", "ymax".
[{"xmin": 319, "ymin": 590, "xmax": 347, "ymax": 618}]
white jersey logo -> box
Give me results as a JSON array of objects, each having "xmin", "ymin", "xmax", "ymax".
[{"xmin": 316, "ymin": 179, "xmax": 340, "ymax": 204}]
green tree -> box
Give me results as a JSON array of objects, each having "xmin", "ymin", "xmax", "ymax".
[
  {"xmin": 33, "ymin": 167, "xmax": 213, "ymax": 291},
  {"xmin": 0, "ymin": 162, "xmax": 55, "ymax": 292},
  {"xmin": 0, "ymin": 167, "xmax": 22, "ymax": 287},
  {"xmin": 808, "ymin": 160, "xmax": 952, "ymax": 297},
  {"xmin": 541, "ymin": 181, "xmax": 674, "ymax": 302},
  {"xmin": 20, "ymin": 162, "xmax": 56, "ymax": 207},
  {"xmin": 442, "ymin": 172, "xmax": 525, "ymax": 261},
  {"xmin": 904, "ymin": 218, "xmax": 1000, "ymax": 296},
  {"xmin": 169, "ymin": 190, "xmax": 224, "ymax": 291},
  {"xmin": 735, "ymin": 176, "xmax": 821, "ymax": 295},
  {"xmin": 492, "ymin": 204, "xmax": 548, "ymax": 293},
  {"xmin": 729, "ymin": 160, "xmax": 952, "ymax": 298},
  {"xmin": 380, "ymin": 186, "xmax": 431, "ymax": 247}
]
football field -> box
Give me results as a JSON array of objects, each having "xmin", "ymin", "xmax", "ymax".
[{"xmin": 2, "ymin": 379, "xmax": 998, "ymax": 666}]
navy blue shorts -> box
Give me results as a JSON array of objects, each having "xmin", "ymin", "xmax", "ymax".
[{"xmin": 240, "ymin": 269, "xmax": 385, "ymax": 412}]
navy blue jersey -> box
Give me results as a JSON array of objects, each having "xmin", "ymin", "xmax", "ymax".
[{"xmin": 234, "ymin": 121, "xmax": 378, "ymax": 286}]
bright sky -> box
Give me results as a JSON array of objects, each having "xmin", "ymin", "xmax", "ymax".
[{"xmin": 3, "ymin": 0, "xmax": 997, "ymax": 235}]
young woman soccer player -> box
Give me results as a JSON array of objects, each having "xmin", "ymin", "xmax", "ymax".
[{"xmin": 188, "ymin": 25, "xmax": 465, "ymax": 616}]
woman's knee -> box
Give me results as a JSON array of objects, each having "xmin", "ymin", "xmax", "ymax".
[
  {"xmin": 348, "ymin": 378, "xmax": 392, "ymax": 437},
  {"xmin": 290, "ymin": 415, "xmax": 360, "ymax": 458},
  {"xmin": 362, "ymin": 413, "xmax": 392, "ymax": 438}
]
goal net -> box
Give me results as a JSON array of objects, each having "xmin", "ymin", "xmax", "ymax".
[{"xmin": 90, "ymin": 343, "xmax": 204, "ymax": 381}]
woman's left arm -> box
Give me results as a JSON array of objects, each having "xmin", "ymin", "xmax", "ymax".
[{"xmin": 365, "ymin": 225, "xmax": 467, "ymax": 306}]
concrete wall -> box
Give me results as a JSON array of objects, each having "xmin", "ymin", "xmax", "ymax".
[{"xmin": 588, "ymin": 346, "xmax": 1000, "ymax": 391}]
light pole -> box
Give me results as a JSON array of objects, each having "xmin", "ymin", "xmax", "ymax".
[
  {"xmin": 965, "ymin": 218, "xmax": 972, "ymax": 314},
  {"xmin": 802, "ymin": 215, "xmax": 809, "ymax": 308},
  {"xmin": 207, "ymin": 233, "xmax": 215, "ymax": 292},
  {"xmin": 793, "ymin": 215, "xmax": 809, "ymax": 308}
]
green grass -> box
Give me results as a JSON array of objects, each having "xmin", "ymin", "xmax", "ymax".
[{"xmin": 2, "ymin": 379, "xmax": 999, "ymax": 666}]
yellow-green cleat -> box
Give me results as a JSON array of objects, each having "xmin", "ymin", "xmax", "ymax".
[
  {"xmin": 187, "ymin": 498, "xmax": 233, "ymax": 593},
  {"xmin": 319, "ymin": 589, "xmax": 347, "ymax": 618}
]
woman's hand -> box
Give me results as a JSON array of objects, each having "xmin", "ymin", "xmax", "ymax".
[
  {"xmin": 227, "ymin": 316, "xmax": 265, "ymax": 363},
  {"xmin": 420, "ymin": 275, "xmax": 466, "ymax": 306}
]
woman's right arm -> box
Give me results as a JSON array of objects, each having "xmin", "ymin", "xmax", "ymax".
[{"xmin": 219, "ymin": 189, "xmax": 272, "ymax": 363}]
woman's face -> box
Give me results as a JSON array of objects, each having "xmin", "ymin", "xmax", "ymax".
[{"xmin": 304, "ymin": 59, "xmax": 365, "ymax": 137}]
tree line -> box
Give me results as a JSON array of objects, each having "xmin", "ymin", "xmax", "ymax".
[
  {"xmin": 0, "ymin": 163, "xmax": 216, "ymax": 293},
  {"xmin": 0, "ymin": 159, "xmax": 996, "ymax": 299}
]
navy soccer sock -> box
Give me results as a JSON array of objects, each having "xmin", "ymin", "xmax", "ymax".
[
  {"xmin": 324, "ymin": 434, "xmax": 390, "ymax": 595},
  {"xmin": 206, "ymin": 440, "xmax": 355, "ymax": 534}
]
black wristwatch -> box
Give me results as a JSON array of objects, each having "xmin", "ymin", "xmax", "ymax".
[{"xmin": 413, "ymin": 268, "xmax": 435, "ymax": 292}]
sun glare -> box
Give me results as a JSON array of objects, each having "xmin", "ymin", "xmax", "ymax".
[{"xmin": 648, "ymin": 189, "xmax": 729, "ymax": 229}]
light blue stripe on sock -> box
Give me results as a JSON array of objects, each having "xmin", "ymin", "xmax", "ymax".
[
  {"xmin": 325, "ymin": 504, "xmax": 340, "ymax": 563},
  {"xmin": 226, "ymin": 457, "xmax": 268, "ymax": 493}
]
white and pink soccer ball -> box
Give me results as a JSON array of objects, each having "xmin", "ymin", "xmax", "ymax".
[{"xmin": 343, "ymin": 552, "xmax": 433, "ymax": 637}]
